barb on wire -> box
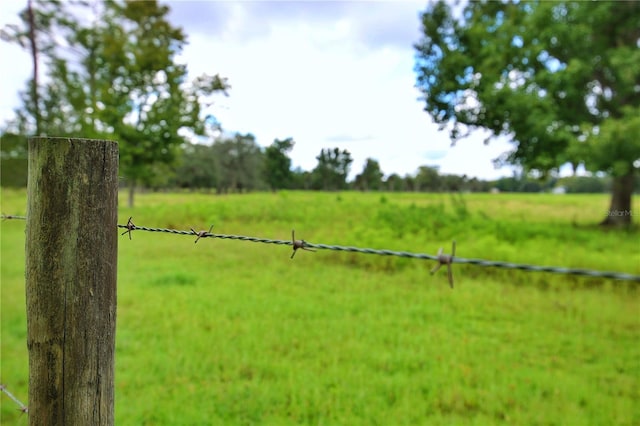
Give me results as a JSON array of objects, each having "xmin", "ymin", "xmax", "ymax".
[
  {"xmin": 121, "ymin": 217, "xmax": 136, "ymax": 240},
  {"xmin": 191, "ymin": 225, "xmax": 214, "ymax": 244},
  {"xmin": 0, "ymin": 384, "xmax": 28, "ymax": 414},
  {"xmin": 431, "ymin": 241, "xmax": 456, "ymax": 288},
  {"xmin": 2, "ymin": 214, "xmax": 639, "ymax": 282},
  {"xmin": 291, "ymin": 229, "xmax": 316, "ymax": 259}
]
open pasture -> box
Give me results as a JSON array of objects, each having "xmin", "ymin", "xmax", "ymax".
[{"xmin": 1, "ymin": 189, "xmax": 639, "ymax": 424}]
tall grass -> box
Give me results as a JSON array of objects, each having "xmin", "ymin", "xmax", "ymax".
[{"xmin": 1, "ymin": 189, "xmax": 639, "ymax": 424}]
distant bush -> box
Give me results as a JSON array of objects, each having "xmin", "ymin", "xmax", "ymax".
[{"xmin": 560, "ymin": 176, "xmax": 610, "ymax": 193}]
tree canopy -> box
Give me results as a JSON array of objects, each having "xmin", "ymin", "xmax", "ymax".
[
  {"xmin": 212, "ymin": 133, "xmax": 264, "ymax": 193},
  {"xmin": 414, "ymin": 0, "xmax": 640, "ymax": 225},
  {"xmin": 264, "ymin": 138, "xmax": 295, "ymax": 191},
  {"xmin": 3, "ymin": 0, "xmax": 229, "ymax": 207},
  {"xmin": 354, "ymin": 158, "xmax": 384, "ymax": 191},
  {"xmin": 312, "ymin": 148, "xmax": 353, "ymax": 191}
]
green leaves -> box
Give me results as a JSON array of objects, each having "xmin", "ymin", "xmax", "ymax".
[
  {"xmin": 3, "ymin": 0, "xmax": 230, "ymax": 205},
  {"xmin": 414, "ymin": 0, "xmax": 639, "ymax": 223},
  {"xmin": 212, "ymin": 133, "xmax": 265, "ymax": 193},
  {"xmin": 312, "ymin": 148, "xmax": 353, "ymax": 191},
  {"xmin": 264, "ymin": 138, "xmax": 295, "ymax": 191},
  {"xmin": 585, "ymin": 107, "xmax": 640, "ymax": 177},
  {"xmin": 354, "ymin": 158, "xmax": 384, "ymax": 191},
  {"xmin": 414, "ymin": 0, "xmax": 640, "ymax": 174}
]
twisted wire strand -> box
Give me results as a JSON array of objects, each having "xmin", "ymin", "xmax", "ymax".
[
  {"xmin": 0, "ymin": 384, "xmax": 28, "ymax": 413},
  {"xmin": 2, "ymin": 215, "xmax": 638, "ymax": 281},
  {"xmin": 115, "ymin": 224, "xmax": 639, "ymax": 282}
]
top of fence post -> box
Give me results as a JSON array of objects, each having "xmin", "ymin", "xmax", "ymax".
[{"xmin": 25, "ymin": 137, "xmax": 118, "ymax": 425}]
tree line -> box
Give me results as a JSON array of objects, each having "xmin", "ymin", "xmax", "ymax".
[
  {"xmin": 135, "ymin": 140, "xmax": 640, "ymax": 194},
  {"xmin": 6, "ymin": 128, "xmax": 635, "ymax": 193}
]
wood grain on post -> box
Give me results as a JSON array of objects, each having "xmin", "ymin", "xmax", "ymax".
[{"xmin": 26, "ymin": 137, "xmax": 118, "ymax": 425}]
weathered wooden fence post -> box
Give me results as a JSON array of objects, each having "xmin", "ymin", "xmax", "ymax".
[{"xmin": 25, "ymin": 137, "xmax": 118, "ymax": 425}]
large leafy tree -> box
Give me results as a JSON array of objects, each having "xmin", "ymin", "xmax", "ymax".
[
  {"xmin": 312, "ymin": 147, "xmax": 353, "ymax": 191},
  {"xmin": 414, "ymin": 0, "xmax": 640, "ymax": 225},
  {"xmin": 171, "ymin": 142, "xmax": 218, "ymax": 190},
  {"xmin": 414, "ymin": 165, "xmax": 441, "ymax": 192},
  {"xmin": 354, "ymin": 158, "xmax": 383, "ymax": 191},
  {"xmin": 1, "ymin": 0, "xmax": 73, "ymax": 137},
  {"xmin": 264, "ymin": 137, "xmax": 294, "ymax": 191},
  {"xmin": 384, "ymin": 173, "xmax": 405, "ymax": 192},
  {"xmin": 97, "ymin": 0, "xmax": 228, "ymax": 206},
  {"xmin": 212, "ymin": 133, "xmax": 264, "ymax": 193},
  {"xmin": 3, "ymin": 0, "xmax": 229, "ymax": 207}
]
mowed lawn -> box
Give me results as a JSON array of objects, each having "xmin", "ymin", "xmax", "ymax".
[{"xmin": 1, "ymin": 189, "xmax": 639, "ymax": 424}]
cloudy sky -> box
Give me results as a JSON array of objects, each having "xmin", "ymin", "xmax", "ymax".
[{"xmin": 0, "ymin": 0, "xmax": 519, "ymax": 180}]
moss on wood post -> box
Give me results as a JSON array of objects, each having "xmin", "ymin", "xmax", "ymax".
[{"xmin": 25, "ymin": 137, "xmax": 118, "ymax": 425}]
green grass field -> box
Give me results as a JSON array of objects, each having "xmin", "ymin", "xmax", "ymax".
[{"xmin": 1, "ymin": 189, "xmax": 639, "ymax": 425}]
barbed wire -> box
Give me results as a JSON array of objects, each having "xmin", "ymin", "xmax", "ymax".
[
  {"xmin": 2, "ymin": 214, "xmax": 639, "ymax": 283},
  {"xmin": 0, "ymin": 384, "xmax": 28, "ymax": 414}
]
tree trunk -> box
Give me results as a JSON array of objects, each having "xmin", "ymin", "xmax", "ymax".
[
  {"xmin": 601, "ymin": 172, "xmax": 635, "ymax": 226},
  {"xmin": 27, "ymin": 0, "xmax": 41, "ymax": 135}
]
